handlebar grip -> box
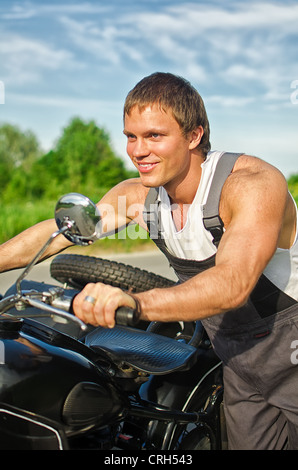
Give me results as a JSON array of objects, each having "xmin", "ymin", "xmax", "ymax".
[{"xmin": 115, "ymin": 306, "xmax": 139, "ymax": 327}]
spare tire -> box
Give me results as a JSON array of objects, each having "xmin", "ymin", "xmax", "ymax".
[{"xmin": 50, "ymin": 254, "xmax": 176, "ymax": 293}]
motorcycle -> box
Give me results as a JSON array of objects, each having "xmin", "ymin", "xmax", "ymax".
[{"xmin": 0, "ymin": 193, "xmax": 225, "ymax": 450}]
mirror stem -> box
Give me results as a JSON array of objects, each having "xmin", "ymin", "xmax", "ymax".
[{"xmin": 16, "ymin": 224, "xmax": 72, "ymax": 295}]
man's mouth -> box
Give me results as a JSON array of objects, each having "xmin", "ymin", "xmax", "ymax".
[{"xmin": 137, "ymin": 162, "xmax": 159, "ymax": 173}]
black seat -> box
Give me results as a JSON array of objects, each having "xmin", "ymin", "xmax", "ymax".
[{"xmin": 84, "ymin": 325, "xmax": 199, "ymax": 375}]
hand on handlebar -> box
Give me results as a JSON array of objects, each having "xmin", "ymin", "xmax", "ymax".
[{"xmin": 72, "ymin": 283, "xmax": 140, "ymax": 328}]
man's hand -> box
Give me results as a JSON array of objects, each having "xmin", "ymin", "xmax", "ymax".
[{"xmin": 73, "ymin": 283, "xmax": 138, "ymax": 328}]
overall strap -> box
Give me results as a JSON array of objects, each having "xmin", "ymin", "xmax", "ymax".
[
  {"xmin": 143, "ymin": 187, "xmax": 160, "ymax": 240},
  {"xmin": 143, "ymin": 152, "xmax": 243, "ymax": 246},
  {"xmin": 202, "ymin": 152, "xmax": 243, "ymax": 246}
]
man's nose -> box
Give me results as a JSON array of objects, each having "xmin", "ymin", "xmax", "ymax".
[{"xmin": 132, "ymin": 138, "xmax": 150, "ymax": 158}]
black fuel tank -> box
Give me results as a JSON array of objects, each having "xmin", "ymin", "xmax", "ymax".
[{"xmin": 0, "ymin": 316, "xmax": 126, "ymax": 439}]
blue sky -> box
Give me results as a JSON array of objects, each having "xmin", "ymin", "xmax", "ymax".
[{"xmin": 0, "ymin": 0, "xmax": 297, "ymax": 177}]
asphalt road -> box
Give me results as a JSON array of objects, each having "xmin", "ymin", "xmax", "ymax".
[{"xmin": 0, "ymin": 250, "xmax": 178, "ymax": 295}]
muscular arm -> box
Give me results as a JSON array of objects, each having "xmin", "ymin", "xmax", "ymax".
[
  {"xmin": 137, "ymin": 157, "xmax": 290, "ymax": 322},
  {"xmin": 73, "ymin": 157, "xmax": 293, "ymax": 327},
  {"xmin": 0, "ymin": 218, "xmax": 71, "ymax": 273},
  {"xmin": 0, "ymin": 178, "xmax": 146, "ymax": 273},
  {"xmin": 97, "ymin": 178, "xmax": 149, "ymax": 236}
]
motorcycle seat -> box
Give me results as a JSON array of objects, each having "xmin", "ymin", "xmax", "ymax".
[{"xmin": 84, "ymin": 325, "xmax": 199, "ymax": 375}]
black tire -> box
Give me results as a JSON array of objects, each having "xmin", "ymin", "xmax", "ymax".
[
  {"xmin": 178, "ymin": 425, "xmax": 215, "ymax": 450},
  {"xmin": 50, "ymin": 254, "xmax": 176, "ymax": 293}
]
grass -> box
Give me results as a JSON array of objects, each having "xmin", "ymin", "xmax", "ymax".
[
  {"xmin": 0, "ymin": 200, "xmax": 55, "ymax": 241},
  {"xmin": 0, "ymin": 199, "xmax": 153, "ymax": 253}
]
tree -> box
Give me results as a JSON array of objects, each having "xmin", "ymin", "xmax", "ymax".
[
  {"xmin": 3, "ymin": 117, "xmax": 136, "ymax": 202},
  {"xmin": 0, "ymin": 123, "xmax": 41, "ymax": 191},
  {"xmin": 288, "ymin": 174, "xmax": 298, "ymax": 204},
  {"xmin": 37, "ymin": 116, "xmax": 136, "ymax": 200}
]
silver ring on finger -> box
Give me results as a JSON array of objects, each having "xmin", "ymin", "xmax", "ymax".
[{"xmin": 84, "ymin": 295, "xmax": 96, "ymax": 305}]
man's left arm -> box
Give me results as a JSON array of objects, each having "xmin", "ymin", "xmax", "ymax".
[
  {"xmin": 136, "ymin": 158, "xmax": 290, "ymax": 323},
  {"xmin": 73, "ymin": 158, "xmax": 290, "ymax": 327}
]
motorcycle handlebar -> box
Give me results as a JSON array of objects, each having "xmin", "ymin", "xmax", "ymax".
[
  {"xmin": 115, "ymin": 306, "xmax": 139, "ymax": 327},
  {"xmin": 0, "ymin": 290, "xmax": 140, "ymax": 331}
]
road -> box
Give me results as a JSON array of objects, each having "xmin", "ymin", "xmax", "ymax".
[{"xmin": 0, "ymin": 250, "xmax": 178, "ymax": 295}]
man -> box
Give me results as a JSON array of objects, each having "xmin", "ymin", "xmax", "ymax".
[{"xmin": 1, "ymin": 73, "xmax": 298, "ymax": 449}]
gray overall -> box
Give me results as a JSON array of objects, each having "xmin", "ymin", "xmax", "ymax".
[{"xmin": 143, "ymin": 153, "xmax": 298, "ymax": 450}]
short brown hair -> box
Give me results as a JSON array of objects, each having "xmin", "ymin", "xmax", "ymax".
[{"xmin": 124, "ymin": 72, "xmax": 211, "ymax": 155}]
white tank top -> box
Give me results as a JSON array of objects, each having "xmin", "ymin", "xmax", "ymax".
[
  {"xmin": 263, "ymin": 195, "xmax": 298, "ymax": 301},
  {"xmin": 158, "ymin": 150, "xmax": 298, "ymax": 301}
]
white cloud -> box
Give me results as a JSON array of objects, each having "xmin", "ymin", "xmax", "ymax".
[
  {"xmin": 58, "ymin": 15, "xmax": 141, "ymax": 66},
  {"xmin": 0, "ymin": 33, "xmax": 79, "ymax": 85},
  {"xmin": 53, "ymin": 1, "xmax": 298, "ymax": 103},
  {"xmin": 2, "ymin": 35, "xmax": 71, "ymax": 68},
  {"xmin": 165, "ymin": 2, "xmax": 298, "ymax": 32},
  {"xmin": 0, "ymin": 2, "xmax": 110, "ymax": 20},
  {"xmin": 8, "ymin": 91, "xmax": 122, "ymax": 112},
  {"xmin": 206, "ymin": 95, "xmax": 256, "ymax": 108}
]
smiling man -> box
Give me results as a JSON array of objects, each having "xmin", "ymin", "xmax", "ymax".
[{"xmin": 1, "ymin": 72, "xmax": 298, "ymax": 449}]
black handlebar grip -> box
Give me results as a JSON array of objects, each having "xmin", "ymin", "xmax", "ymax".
[{"xmin": 115, "ymin": 306, "xmax": 139, "ymax": 327}]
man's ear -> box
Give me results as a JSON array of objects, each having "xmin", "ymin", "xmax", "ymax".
[{"xmin": 188, "ymin": 125, "xmax": 204, "ymax": 150}]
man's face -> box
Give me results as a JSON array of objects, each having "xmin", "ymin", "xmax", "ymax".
[{"xmin": 123, "ymin": 104, "xmax": 193, "ymax": 191}]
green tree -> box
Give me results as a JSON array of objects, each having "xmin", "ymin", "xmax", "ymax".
[
  {"xmin": 3, "ymin": 117, "xmax": 137, "ymax": 202},
  {"xmin": 0, "ymin": 123, "xmax": 41, "ymax": 192},
  {"xmin": 33, "ymin": 116, "xmax": 136, "ymax": 200},
  {"xmin": 288, "ymin": 174, "xmax": 298, "ymax": 204}
]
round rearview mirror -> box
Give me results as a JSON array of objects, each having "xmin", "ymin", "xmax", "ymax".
[{"xmin": 55, "ymin": 193, "xmax": 102, "ymax": 245}]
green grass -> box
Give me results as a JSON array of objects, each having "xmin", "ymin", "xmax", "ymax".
[
  {"xmin": 0, "ymin": 200, "xmax": 55, "ymax": 241},
  {"xmin": 0, "ymin": 199, "xmax": 152, "ymax": 252}
]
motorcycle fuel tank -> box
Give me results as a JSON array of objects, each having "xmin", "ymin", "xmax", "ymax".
[{"xmin": 0, "ymin": 316, "xmax": 126, "ymax": 449}]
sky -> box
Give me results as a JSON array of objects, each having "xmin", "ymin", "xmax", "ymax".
[{"xmin": 0, "ymin": 0, "xmax": 297, "ymax": 177}]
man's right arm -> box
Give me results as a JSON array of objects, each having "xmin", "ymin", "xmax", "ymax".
[
  {"xmin": 0, "ymin": 178, "xmax": 148, "ymax": 274},
  {"xmin": 96, "ymin": 178, "xmax": 149, "ymax": 236},
  {"xmin": 0, "ymin": 218, "xmax": 72, "ymax": 273}
]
